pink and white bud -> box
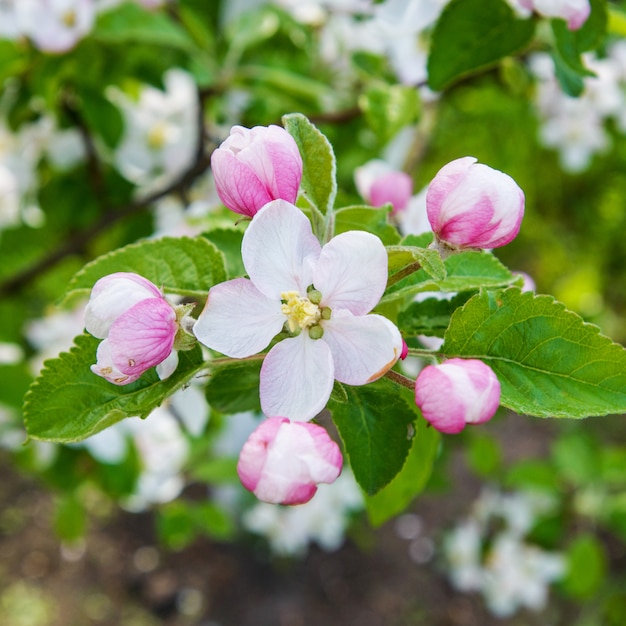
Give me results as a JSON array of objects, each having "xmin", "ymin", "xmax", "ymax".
[
  {"xmin": 355, "ymin": 159, "xmax": 413, "ymax": 214},
  {"xmin": 237, "ymin": 417, "xmax": 343, "ymax": 505},
  {"xmin": 518, "ymin": 0, "xmax": 590, "ymax": 30},
  {"xmin": 85, "ymin": 272, "xmax": 178, "ymax": 385},
  {"xmin": 211, "ymin": 124, "xmax": 303, "ymax": 217},
  {"xmin": 426, "ymin": 156, "xmax": 525, "ymax": 250},
  {"xmin": 414, "ymin": 358, "xmax": 501, "ymax": 434}
]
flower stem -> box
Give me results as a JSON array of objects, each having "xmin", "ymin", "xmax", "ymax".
[
  {"xmin": 386, "ymin": 261, "xmax": 423, "ymax": 287},
  {"xmin": 384, "ymin": 369, "xmax": 415, "ymax": 390}
]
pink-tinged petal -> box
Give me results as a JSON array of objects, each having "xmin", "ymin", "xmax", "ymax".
[
  {"xmin": 156, "ymin": 349, "xmax": 179, "ymax": 380},
  {"xmin": 322, "ymin": 310, "xmax": 402, "ymax": 385},
  {"xmin": 242, "ymin": 200, "xmax": 321, "ymax": 298},
  {"xmin": 193, "ymin": 278, "xmax": 284, "ymax": 358},
  {"xmin": 426, "ymin": 156, "xmax": 477, "ymax": 234},
  {"xmin": 211, "ymin": 149, "xmax": 274, "ymax": 217},
  {"xmin": 108, "ymin": 297, "xmax": 177, "ymax": 376},
  {"xmin": 237, "ymin": 417, "xmax": 342, "ymax": 505},
  {"xmin": 85, "ymin": 272, "xmax": 162, "ymax": 339},
  {"xmin": 314, "ymin": 231, "xmax": 388, "ymax": 315},
  {"xmin": 369, "ymin": 170, "xmax": 413, "ymax": 213},
  {"xmin": 260, "ymin": 334, "xmax": 334, "ymax": 421},
  {"xmin": 414, "ymin": 358, "xmax": 501, "ymax": 434},
  {"xmin": 426, "ymin": 157, "xmax": 524, "ymax": 249},
  {"xmin": 91, "ymin": 339, "xmax": 142, "ymax": 386}
]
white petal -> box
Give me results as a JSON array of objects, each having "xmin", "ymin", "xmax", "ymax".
[
  {"xmin": 314, "ymin": 231, "xmax": 388, "ymax": 315},
  {"xmin": 193, "ymin": 278, "xmax": 284, "ymax": 358},
  {"xmin": 156, "ymin": 349, "xmax": 179, "ymax": 380},
  {"xmin": 260, "ymin": 334, "xmax": 334, "ymax": 421},
  {"xmin": 322, "ymin": 310, "xmax": 402, "ymax": 385},
  {"xmin": 242, "ymin": 200, "xmax": 321, "ymax": 299}
]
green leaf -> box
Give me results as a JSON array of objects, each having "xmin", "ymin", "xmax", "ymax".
[
  {"xmin": 552, "ymin": 432, "xmax": 602, "ymax": 485},
  {"xmin": 365, "ymin": 417, "xmax": 440, "ymax": 527},
  {"xmin": 382, "ymin": 250, "xmax": 513, "ymax": 303},
  {"xmin": 562, "ymin": 534, "xmax": 607, "ymax": 599},
  {"xmin": 443, "ymin": 288, "xmax": 626, "ymax": 418},
  {"xmin": 0, "ymin": 363, "xmax": 33, "ymax": 410},
  {"xmin": 465, "ymin": 432, "xmax": 502, "ymax": 478},
  {"xmin": 0, "ymin": 40, "xmax": 28, "ymax": 84},
  {"xmin": 94, "ymin": 2, "xmax": 197, "ymax": 50},
  {"xmin": 63, "ymin": 236, "xmax": 226, "ymax": 304},
  {"xmin": 427, "ymin": 0, "xmax": 535, "ymax": 91},
  {"xmin": 204, "ymin": 359, "xmax": 262, "ymax": 414},
  {"xmin": 387, "ymin": 245, "xmax": 446, "ymax": 282},
  {"xmin": 202, "ymin": 228, "xmax": 245, "ymax": 279},
  {"xmin": 329, "ymin": 377, "xmax": 416, "ymax": 495},
  {"xmin": 54, "ymin": 494, "xmax": 86, "ymax": 542},
  {"xmin": 282, "ymin": 113, "xmax": 336, "ymax": 215},
  {"xmin": 24, "ymin": 334, "xmax": 205, "ymax": 443},
  {"xmin": 334, "ymin": 205, "xmax": 401, "ymax": 246},
  {"xmin": 397, "ymin": 293, "xmax": 474, "ymax": 337},
  {"xmin": 78, "ymin": 87, "xmax": 124, "ymax": 149},
  {"xmin": 359, "ymin": 83, "xmax": 421, "ymax": 143},
  {"xmin": 505, "ymin": 459, "xmax": 562, "ymax": 491}
]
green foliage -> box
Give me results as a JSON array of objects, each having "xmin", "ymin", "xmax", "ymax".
[
  {"xmin": 63, "ymin": 236, "xmax": 226, "ymax": 303},
  {"xmin": 359, "ymin": 83, "xmax": 421, "ymax": 143},
  {"xmin": 23, "ymin": 334, "xmax": 205, "ymax": 443},
  {"xmin": 283, "ymin": 112, "xmax": 337, "ymax": 215},
  {"xmin": 204, "ymin": 359, "xmax": 263, "ymax": 414},
  {"xmin": 365, "ymin": 417, "xmax": 440, "ymax": 527},
  {"xmin": 53, "ymin": 494, "xmax": 87, "ymax": 543},
  {"xmin": 443, "ymin": 288, "xmax": 626, "ymax": 418},
  {"xmin": 383, "ymin": 250, "xmax": 514, "ymax": 303},
  {"xmin": 397, "ymin": 293, "xmax": 473, "ymax": 337},
  {"xmin": 427, "ymin": 0, "xmax": 535, "ymax": 91},
  {"xmin": 334, "ymin": 205, "xmax": 401, "ymax": 245},
  {"xmin": 329, "ymin": 378, "xmax": 417, "ymax": 495},
  {"xmin": 387, "ymin": 244, "xmax": 447, "ymax": 282},
  {"xmin": 562, "ymin": 534, "xmax": 608, "ymax": 599}
]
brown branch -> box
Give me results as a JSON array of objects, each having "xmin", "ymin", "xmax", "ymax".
[{"xmin": 0, "ymin": 88, "xmax": 215, "ymax": 298}]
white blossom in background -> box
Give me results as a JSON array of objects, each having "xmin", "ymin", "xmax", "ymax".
[
  {"xmin": 242, "ymin": 470, "xmax": 363, "ymax": 556},
  {"xmin": 443, "ymin": 488, "xmax": 565, "ymax": 617},
  {"xmin": 0, "ymin": 164, "xmax": 20, "ymax": 230},
  {"xmin": 25, "ymin": 303, "xmax": 87, "ymax": 374},
  {"xmin": 529, "ymin": 49, "xmax": 626, "ymax": 172},
  {"xmin": 0, "ymin": 0, "xmax": 20, "ymax": 40},
  {"xmin": 16, "ymin": 0, "xmax": 96, "ymax": 53},
  {"xmin": 111, "ymin": 69, "xmax": 198, "ymax": 191},
  {"xmin": 80, "ymin": 383, "xmax": 209, "ymax": 509}
]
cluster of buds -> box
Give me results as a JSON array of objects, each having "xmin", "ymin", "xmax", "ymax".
[{"xmin": 85, "ymin": 122, "xmax": 527, "ymax": 505}]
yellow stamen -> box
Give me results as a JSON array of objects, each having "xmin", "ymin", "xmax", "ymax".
[
  {"xmin": 281, "ymin": 290, "xmax": 321, "ymax": 333},
  {"xmin": 62, "ymin": 10, "xmax": 76, "ymax": 27}
]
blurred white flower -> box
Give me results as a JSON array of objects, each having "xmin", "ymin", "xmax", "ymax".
[
  {"xmin": 242, "ymin": 470, "xmax": 363, "ymax": 556},
  {"xmin": 444, "ymin": 487, "xmax": 564, "ymax": 617},
  {"xmin": 111, "ymin": 69, "xmax": 198, "ymax": 191}
]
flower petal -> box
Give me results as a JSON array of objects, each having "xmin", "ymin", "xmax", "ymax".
[
  {"xmin": 156, "ymin": 349, "xmax": 179, "ymax": 380},
  {"xmin": 237, "ymin": 417, "xmax": 342, "ymax": 505},
  {"xmin": 90, "ymin": 339, "xmax": 142, "ymax": 386},
  {"xmin": 260, "ymin": 334, "xmax": 334, "ymax": 421},
  {"xmin": 242, "ymin": 200, "xmax": 321, "ymax": 299},
  {"xmin": 193, "ymin": 278, "xmax": 284, "ymax": 358},
  {"xmin": 85, "ymin": 272, "xmax": 162, "ymax": 339},
  {"xmin": 314, "ymin": 231, "xmax": 388, "ymax": 315},
  {"xmin": 322, "ymin": 310, "xmax": 402, "ymax": 385},
  {"xmin": 211, "ymin": 148, "xmax": 275, "ymax": 217},
  {"xmin": 109, "ymin": 297, "xmax": 177, "ymax": 376}
]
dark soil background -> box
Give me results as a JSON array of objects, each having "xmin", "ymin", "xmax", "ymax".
[{"xmin": 0, "ymin": 414, "xmax": 586, "ymax": 626}]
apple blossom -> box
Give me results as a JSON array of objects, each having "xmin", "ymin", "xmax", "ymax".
[
  {"xmin": 16, "ymin": 0, "xmax": 96, "ymax": 53},
  {"xmin": 426, "ymin": 156, "xmax": 525, "ymax": 250},
  {"xmin": 84, "ymin": 272, "xmax": 192, "ymax": 385},
  {"xmin": 237, "ymin": 417, "xmax": 343, "ymax": 505},
  {"xmin": 210, "ymin": 125, "xmax": 303, "ymax": 217},
  {"xmin": 193, "ymin": 199, "xmax": 403, "ymax": 421},
  {"xmin": 355, "ymin": 159, "xmax": 413, "ymax": 213},
  {"xmin": 414, "ymin": 358, "xmax": 501, "ymax": 434},
  {"xmin": 517, "ymin": 0, "xmax": 590, "ymax": 30}
]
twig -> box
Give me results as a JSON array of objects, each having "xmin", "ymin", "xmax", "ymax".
[{"xmin": 0, "ymin": 88, "xmax": 215, "ymax": 298}]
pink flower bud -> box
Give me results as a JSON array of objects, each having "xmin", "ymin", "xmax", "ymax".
[
  {"xmin": 85, "ymin": 272, "xmax": 178, "ymax": 385},
  {"xmin": 355, "ymin": 160, "xmax": 413, "ymax": 214},
  {"xmin": 414, "ymin": 358, "xmax": 501, "ymax": 434},
  {"xmin": 211, "ymin": 125, "xmax": 303, "ymax": 217},
  {"xmin": 426, "ymin": 157, "xmax": 524, "ymax": 250},
  {"xmin": 237, "ymin": 417, "xmax": 343, "ymax": 505}
]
